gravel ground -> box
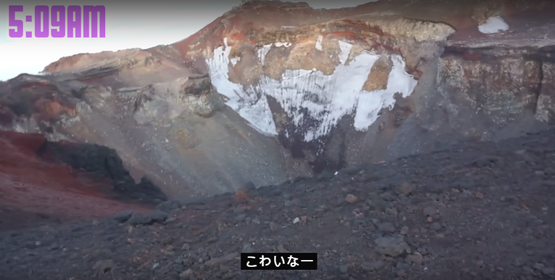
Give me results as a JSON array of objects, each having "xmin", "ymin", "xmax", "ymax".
[{"xmin": 1, "ymin": 129, "xmax": 555, "ymax": 280}]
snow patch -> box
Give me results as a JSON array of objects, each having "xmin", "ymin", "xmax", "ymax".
[
  {"xmin": 274, "ymin": 42, "xmax": 292, "ymax": 47},
  {"xmin": 256, "ymin": 44, "xmax": 272, "ymax": 66},
  {"xmin": 338, "ymin": 41, "xmax": 352, "ymax": 64},
  {"xmin": 230, "ymin": 57, "xmax": 240, "ymax": 66},
  {"xmin": 206, "ymin": 38, "xmax": 418, "ymax": 142},
  {"xmin": 208, "ymin": 38, "xmax": 276, "ymax": 136},
  {"xmin": 478, "ymin": 16, "xmax": 509, "ymax": 34},
  {"xmin": 315, "ymin": 35, "xmax": 323, "ymax": 51},
  {"xmin": 353, "ymin": 55, "xmax": 418, "ymax": 129}
]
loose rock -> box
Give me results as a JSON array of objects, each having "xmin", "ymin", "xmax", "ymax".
[{"xmin": 375, "ymin": 236, "xmax": 410, "ymax": 257}]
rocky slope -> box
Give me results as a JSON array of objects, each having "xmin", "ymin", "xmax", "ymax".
[
  {"xmin": 1, "ymin": 128, "xmax": 555, "ymax": 279},
  {"xmin": 1, "ymin": 0, "xmax": 555, "ymax": 219}
]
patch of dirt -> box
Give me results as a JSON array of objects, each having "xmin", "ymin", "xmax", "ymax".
[
  {"xmin": 1, "ymin": 129, "xmax": 555, "ymax": 279},
  {"xmin": 0, "ymin": 130, "xmax": 152, "ymax": 231}
]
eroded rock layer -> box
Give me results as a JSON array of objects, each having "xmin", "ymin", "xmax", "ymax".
[{"xmin": 1, "ymin": 0, "xmax": 555, "ymax": 199}]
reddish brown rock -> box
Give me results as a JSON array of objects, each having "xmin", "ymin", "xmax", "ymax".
[
  {"xmin": 0, "ymin": 130, "xmax": 150, "ymax": 231},
  {"xmin": 363, "ymin": 55, "xmax": 392, "ymax": 92}
]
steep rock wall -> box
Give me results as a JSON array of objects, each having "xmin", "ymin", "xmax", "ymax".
[{"xmin": 201, "ymin": 17, "xmax": 452, "ymax": 171}]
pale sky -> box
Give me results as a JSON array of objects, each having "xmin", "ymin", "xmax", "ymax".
[{"xmin": 0, "ymin": 1, "xmax": 374, "ymax": 81}]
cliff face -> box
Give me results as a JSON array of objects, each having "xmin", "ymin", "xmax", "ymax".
[
  {"xmin": 1, "ymin": 0, "xmax": 555, "ymax": 200},
  {"xmin": 201, "ymin": 18, "xmax": 448, "ymax": 172}
]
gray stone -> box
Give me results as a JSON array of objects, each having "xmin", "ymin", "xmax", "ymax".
[
  {"xmin": 147, "ymin": 210, "xmax": 168, "ymax": 223},
  {"xmin": 128, "ymin": 215, "xmax": 152, "ymax": 226},
  {"xmin": 375, "ymin": 236, "xmax": 410, "ymax": 257},
  {"xmin": 156, "ymin": 200, "xmax": 182, "ymax": 213},
  {"xmin": 111, "ymin": 210, "xmax": 133, "ymax": 223},
  {"xmin": 378, "ymin": 222, "xmax": 396, "ymax": 233}
]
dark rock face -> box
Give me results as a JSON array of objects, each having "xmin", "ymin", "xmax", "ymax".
[
  {"xmin": 37, "ymin": 140, "xmax": 167, "ymax": 205},
  {"xmin": 359, "ymin": 44, "xmax": 555, "ymax": 164},
  {"xmin": 437, "ymin": 46, "xmax": 552, "ymax": 136}
]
